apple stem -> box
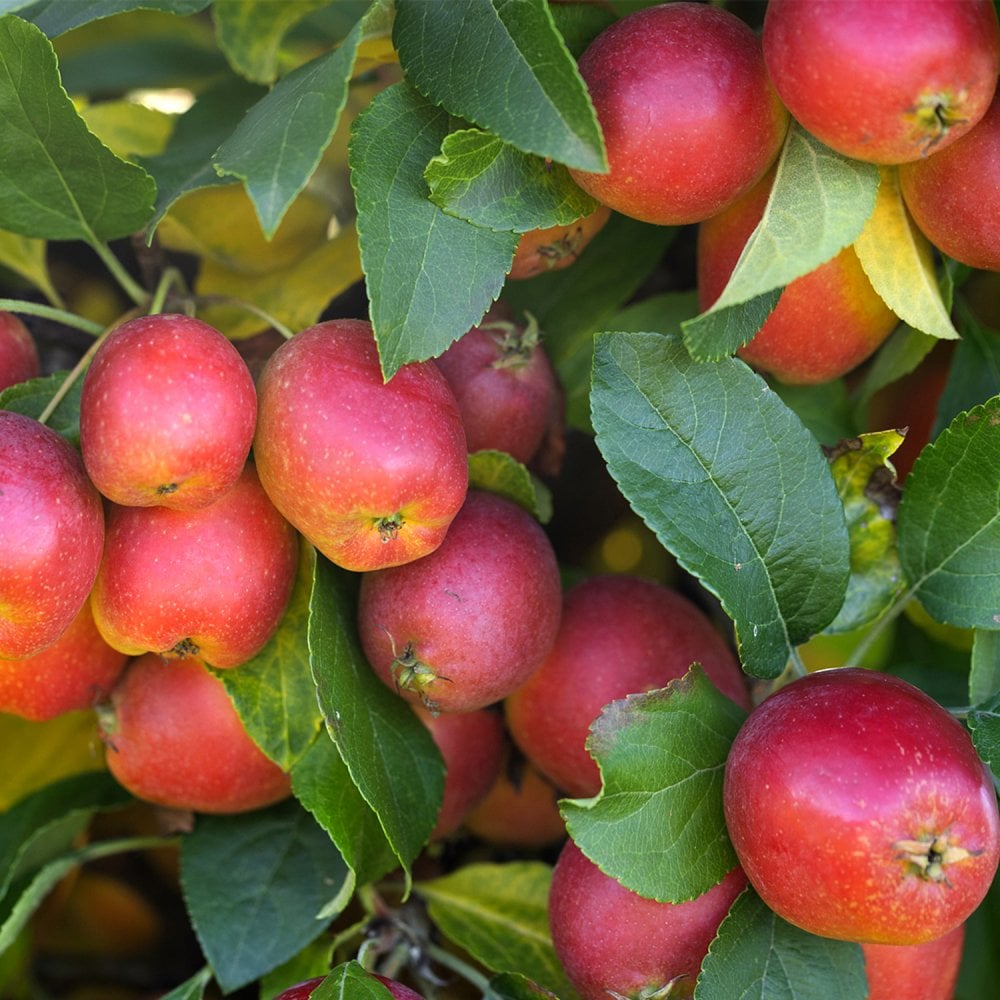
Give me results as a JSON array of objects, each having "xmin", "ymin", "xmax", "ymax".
[
  {"xmin": 148, "ymin": 266, "xmax": 189, "ymax": 316},
  {"xmin": 89, "ymin": 239, "xmax": 149, "ymax": 306},
  {"xmin": 842, "ymin": 589, "xmax": 913, "ymax": 670},
  {"xmin": 37, "ymin": 321, "xmax": 117, "ymax": 426},
  {"xmin": 0, "ymin": 298, "xmax": 104, "ymax": 336},
  {"xmin": 423, "ymin": 940, "xmax": 504, "ymax": 999},
  {"xmin": 192, "ymin": 294, "xmax": 296, "ymax": 339}
]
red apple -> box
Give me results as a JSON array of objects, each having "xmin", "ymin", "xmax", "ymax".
[
  {"xmin": 433, "ymin": 313, "xmax": 560, "ymax": 464},
  {"xmin": 862, "ymin": 922, "xmax": 965, "ymax": 1000},
  {"xmin": 899, "ymin": 89, "xmax": 1000, "ymax": 272},
  {"xmin": 90, "ymin": 462, "xmax": 298, "ymax": 669},
  {"xmin": 508, "ymin": 205, "xmax": 612, "ymax": 280},
  {"xmin": 79, "ymin": 313, "xmax": 257, "ymax": 510},
  {"xmin": 357, "ymin": 490, "xmax": 562, "ymax": 713},
  {"xmin": 697, "ymin": 166, "xmax": 899, "ymax": 384},
  {"xmin": 0, "ymin": 312, "xmax": 40, "ymax": 392},
  {"xmin": 763, "ymin": 0, "xmax": 1000, "ymax": 164},
  {"xmin": 723, "ymin": 668, "xmax": 1000, "ymax": 944},
  {"xmin": 549, "ymin": 838, "xmax": 747, "ymax": 1000},
  {"xmin": 505, "ymin": 574, "xmax": 749, "ymax": 798},
  {"xmin": 0, "ymin": 595, "xmax": 128, "ymax": 721},
  {"xmin": 254, "ymin": 319, "xmax": 468, "ymax": 572},
  {"xmin": 0, "ymin": 411, "xmax": 105, "ymax": 659},
  {"xmin": 98, "ymin": 652, "xmax": 291, "ymax": 814},
  {"xmin": 568, "ymin": 3, "xmax": 788, "ymax": 225}
]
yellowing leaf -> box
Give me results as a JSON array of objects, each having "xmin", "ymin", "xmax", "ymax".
[
  {"xmin": 354, "ymin": 33, "xmax": 398, "ymax": 78},
  {"xmin": 854, "ymin": 168, "xmax": 959, "ymax": 341},
  {"xmin": 79, "ymin": 101, "xmax": 175, "ymax": 160},
  {"xmin": 0, "ymin": 229, "xmax": 60, "ymax": 305}
]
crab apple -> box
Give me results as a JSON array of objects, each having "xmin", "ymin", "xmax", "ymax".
[
  {"xmin": 433, "ymin": 313, "xmax": 560, "ymax": 464},
  {"xmin": 568, "ymin": 2, "xmax": 788, "ymax": 226},
  {"xmin": 98, "ymin": 653, "xmax": 291, "ymax": 814},
  {"xmin": 862, "ymin": 922, "xmax": 965, "ymax": 1000},
  {"xmin": 79, "ymin": 313, "xmax": 257, "ymax": 510},
  {"xmin": 0, "ymin": 312, "xmax": 40, "ymax": 391},
  {"xmin": 549, "ymin": 838, "xmax": 747, "ymax": 1000},
  {"xmin": 723, "ymin": 668, "xmax": 1000, "ymax": 945},
  {"xmin": 254, "ymin": 318, "xmax": 468, "ymax": 572},
  {"xmin": 899, "ymin": 89, "xmax": 1000, "ymax": 272},
  {"xmin": 697, "ymin": 166, "xmax": 898, "ymax": 384},
  {"xmin": 273, "ymin": 974, "xmax": 425, "ymax": 1000},
  {"xmin": 508, "ymin": 205, "xmax": 612, "ymax": 280},
  {"xmin": 763, "ymin": 0, "xmax": 999, "ymax": 165},
  {"xmin": 91, "ymin": 462, "xmax": 298, "ymax": 669},
  {"xmin": 505, "ymin": 574, "xmax": 749, "ymax": 798},
  {"xmin": 413, "ymin": 704, "xmax": 505, "ymax": 839},
  {"xmin": 1, "ymin": 411, "xmax": 104, "ymax": 660},
  {"xmin": 0, "ymin": 596, "xmax": 127, "ymax": 721},
  {"xmin": 357, "ymin": 490, "xmax": 562, "ymax": 713}
]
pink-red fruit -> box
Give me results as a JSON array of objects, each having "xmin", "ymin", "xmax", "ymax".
[
  {"xmin": 0, "ymin": 312, "xmax": 40, "ymax": 391},
  {"xmin": 508, "ymin": 206, "xmax": 612, "ymax": 280},
  {"xmin": 863, "ymin": 922, "xmax": 964, "ymax": 1000}
]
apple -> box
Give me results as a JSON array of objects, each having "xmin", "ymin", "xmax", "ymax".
[
  {"xmin": 508, "ymin": 205, "xmax": 612, "ymax": 280},
  {"xmin": 505, "ymin": 573, "xmax": 749, "ymax": 798},
  {"xmin": 0, "ymin": 312, "xmax": 40, "ymax": 392},
  {"xmin": 723, "ymin": 668, "xmax": 1000, "ymax": 944},
  {"xmin": 548, "ymin": 838, "xmax": 747, "ymax": 1000},
  {"xmin": 79, "ymin": 312, "xmax": 257, "ymax": 510},
  {"xmin": 254, "ymin": 318, "xmax": 468, "ymax": 572},
  {"xmin": 98, "ymin": 652, "xmax": 291, "ymax": 814},
  {"xmin": 272, "ymin": 974, "xmax": 425, "ymax": 1000},
  {"xmin": 433, "ymin": 312, "xmax": 560, "ymax": 464},
  {"xmin": 0, "ymin": 595, "xmax": 128, "ymax": 721},
  {"xmin": 357, "ymin": 490, "xmax": 562, "ymax": 713},
  {"xmin": 899, "ymin": 89, "xmax": 1000, "ymax": 272},
  {"xmin": 697, "ymin": 165, "xmax": 898, "ymax": 384},
  {"xmin": 763, "ymin": 0, "xmax": 1000, "ymax": 164},
  {"xmin": 0, "ymin": 410, "xmax": 105, "ymax": 660},
  {"xmin": 91, "ymin": 462, "xmax": 299, "ymax": 669},
  {"xmin": 862, "ymin": 922, "xmax": 965, "ymax": 1000},
  {"xmin": 568, "ymin": 2, "xmax": 789, "ymax": 225}
]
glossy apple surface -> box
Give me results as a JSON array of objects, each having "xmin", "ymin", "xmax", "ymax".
[
  {"xmin": 549, "ymin": 838, "xmax": 746, "ymax": 1000},
  {"xmin": 91, "ymin": 462, "xmax": 298, "ymax": 669},
  {"xmin": 568, "ymin": 2, "xmax": 788, "ymax": 225},
  {"xmin": 79, "ymin": 313, "xmax": 257, "ymax": 509},
  {"xmin": 358, "ymin": 490, "xmax": 562, "ymax": 713},
  {"xmin": 254, "ymin": 318, "xmax": 468, "ymax": 571},
  {"xmin": 99, "ymin": 653, "xmax": 291, "ymax": 814},
  {"xmin": 863, "ymin": 922, "xmax": 964, "ymax": 1000},
  {"xmin": 0, "ymin": 312, "xmax": 40, "ymax": 392},
  {"xmin": 505, "ymin": 573, "xmax": 749, "ymax": 798},
  {"xmin": 508, "ymin": 205, "xmax": 612, "ymax": 280},
  {"xmin": 763, "ymin": 0, "xmax": 1000, "ymax": 164},
  {"xmin": 899, "ymin": 90, "xmax": 1000, "ymax": 272},
  {"xmin": 0, "ymin": 411, "xmax": 105, "ymax": 659},
  {"xmin": 698, "ymin": 167, "xmax": 898, "ymax": 384},
  {"xmin": 724, "ymin": 668, "xmax": 1000, "ymax": 944}
]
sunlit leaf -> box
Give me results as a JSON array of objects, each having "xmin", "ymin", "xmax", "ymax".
[
  {"xmin": 79, "ymin": 99, "xmax": 174, "ymax": 159},
  {"xmin": 0, "ymin": 229, "xmax": 60, "ymax": 304}
]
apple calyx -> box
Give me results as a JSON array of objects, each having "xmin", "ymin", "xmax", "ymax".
[
  {"xmin": 390, "ymin": 640, "xmax": 450, "ymax": 711},
  {"xmin": 894, "ymin": 832, "xmax": 975, "ymax": 882},
  {"xmin": 169, "ymin": 637, "xmax": 201, "ymax": 659},
  {"xmin": 906, "ymin": 90, "xmax": 969, "ymax": 154},
  {"xmin": 375, "ymin": 513, "xmax": 404, "ymax": 544},
  {"xmin": 484, "ymin": 312, "xmax": 541, "ymax": 371},
  {"xmin": 608, "ymin": 976, "xmax": 689, "ymax": 1000},
  {"xmin": 156, "ymin": 482, "xmax": 180, "ymax": 497}
]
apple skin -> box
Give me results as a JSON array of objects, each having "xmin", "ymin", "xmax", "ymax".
[
  {"xmin": 0, "ymin": 595, "xmax": 128, "ymax": 721},
  {"xmin": 862, "ymin": 922, "xmax": 964, "ymax": 1000},
  {"xmin": 357, "ymin": 490, "xmax": 562, "ymax": 713},
  {"xmin": 763, "ymin": 0, "xmax": 1000, "ymax": 164},
  {"xmin": 0, "ymin": 411, "xmax": 105, "ymax": 660},
  {"xmin": 272, "ymin": 974, "xmax": 425, "ymax": 1000},
  {"xmin": 899, "ymin": 89, "xmax": 1000, "ymax": 272},
  {"xmin": 254, "ymin": 319, "xmax": 469, "ymax": 572},
  {"xmin": 697, "ymin": 166, "xmax": 898, "ymax": 384},
  {"xmin": 433, "ymin": 314, "xmax": 560, "ymax": 464},
  {"xmin": 91, "ymin": 462, "xmax": 299, "ymax": 669},
  {"xmin": 568, "ymin": 3, "xmax": 788, "ymax": 226},
  {"xmin": 0, "ymin": 312, "xmax": 40, "ymax": 392},
  {"xmin": 508, "ymin": 205, "xmax": 612, "ymax": 280},
  {"xmin": 723, "ymin": 668, "xmax": 1000, "ymax": 945},
  {"xmin": 549, "ymin": 838, "xmax": 747, "ymax": 1000},
  {"xmin": 505, "ymin": 574, "xmax": 749, "ymax": 798},
  {"xmin": 79, "ymin": 313, "xmax": 257, "ymax": 510},
  {"xmin": 98, "ymin": 653, "xmax": 291, "ymax": 814}
]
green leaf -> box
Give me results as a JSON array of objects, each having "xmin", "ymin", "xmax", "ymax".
[
  {"xmin": 180, "ymin": 799, "xmax": 352, "ymax": 994},
  {"xmin": 216, "ymin": 542, "xmax": 322, "ymax": 771},
  {"xmin": 0, "ymin": 229, "xmax": 60, "ymax": 303},
  {"xmin": 10, "ymin": 0, "xmax": 211, "ymax": 37},
  {"xmin": 469, "ymin": 449, "xmax": 552, "ymax": 523},
  {"xmin": 393, "ymin": 0, "xmax": 605, "ymax": 173},
  {"xmin": 561, "ymin": 667, "xmax": 745, "ymax": 903},
  {"xmin": 0, "ymin": 370, "xmax": 83, "ymax": 446},
  {"xmin": 487, "ymin": 973, "xmax": 559, "ymax": 1000},
  {"xmin": 970, "ymin": 631, "xmax": 1000, "ymax": 706},
  {"xmin": 350, "ymin": 81, "xmax": 518, "ymax": 378},
  {"xmin": 852, "ymin": 324, "xmax": 938, "ymax": 417},
  {"xmin": 823, "ymin": 431, "xmax": 906, "ymax": 632},
  {"xmin": 0, "ymin": 14, "xmax": 155, "ymax": 241},
  {"xmin": 307, "ymin": 556, "xmax": 445, "ymax": 886},
  {"xmin": 693, "ymin": 889, "xmax": 867, "ymax": 1000},
  {"xmin": 969, "ymin": 691, "xmax": 1000, "ymax": 779},
  {"xmin": 682, "ymin": 124, "xmax": 880, "ymax": 361},
  {"xmin": 309, "ymin": 961, "xmax": 393, "ymax": 1000},
  {"xmin": 934, "ymin": 304, "xmax": 1000, "ymax": 437},
  {"xmin": 417, "ymin": 861, "xmax": 577, "ymax": 999},
  {"xmin": 591, "ymin": 331, "xmax": 851, "ymax": 678},
  {"xmin": 546, "ymin": 0, "xmax": 615, "ymax": 59},
  {"xmin": 156, "ymin": 965, "xmax": 212, "ymax": 1000},
  {"xmin": 771, "ymin": 379, "xmax": 857, "ymax": 448},
  {"xmin": 425, "ymin": 129, "xmax": 598, "ymax": 231},
  {"xmin": 214, "ymin": 0, "xmax": 392, "ymax": 238},
  {"xmin": 609, "ymin": 290, "xmax": 700, "ymax": 336},
  {"xmin": 896, "ymin": 396, "xmax": 1000, "ymax": 630}
]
